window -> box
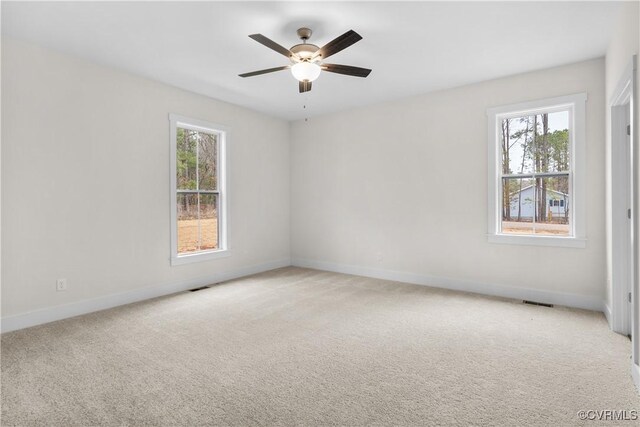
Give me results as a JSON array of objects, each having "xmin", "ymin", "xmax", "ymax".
[
  {"xmin": 169, "ymin": 114, "xmax": 228, "ymax": 265},
  {"xmin": 487, "ymin": 93, "xmax": 586, "ymax": 248}
]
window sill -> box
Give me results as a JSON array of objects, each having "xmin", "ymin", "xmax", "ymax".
[
  {"xmin": 171, "ymin": 248, "xmax": 231, "ymax": 266},
  {"xmin": 487, "ymin": 234, "xmax": 586, "ymax": 248}
]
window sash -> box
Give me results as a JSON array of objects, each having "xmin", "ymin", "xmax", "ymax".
[
  {"xmin": 499, "ymin": 108, "xmax": 571, "ymax": 176},
  {"xmin": 499, "ymin": 175, "xmax": 572, "ymax": 235},
  {"xmin": 498, "ymin": 113, "xmax": 572, "ymax": 236},
  {"xmin": 499, "ymin": 174, "xmax": 572, "ymax": 235},
  {"xmin": 501, "ymin": 171, "xmax": 569, "ymax": 179},
  {"xmin": 177, "ymin": 190, "xmax": 219, "ymax": 194},
  {"xmin": 176, "ymin": 127, "xmax": 218, "ymax": 192},
  {"xmin": 176, "ymin": 127, "xmax": 220, "ymax": 255},
  {"xmin": 176, "ymin": 192, "xmax": 220, "ymax": 254}
]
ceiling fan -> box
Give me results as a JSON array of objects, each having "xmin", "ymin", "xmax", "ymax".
[{"xmin": 239, "ymin": 27, "xmax": 372, "ymax": 93}]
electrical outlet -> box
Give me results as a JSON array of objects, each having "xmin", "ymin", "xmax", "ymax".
[{"xmin": 56, "ymin": 278, "xmax": 67, "ymax": 292}]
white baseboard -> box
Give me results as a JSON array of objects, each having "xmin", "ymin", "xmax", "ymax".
[
  {"xmin": 292, "ymin": 258, "xmax": 604, "ymax": 312},
  {"xmin": 3, "ymin": 257, "xmax": 605, "ymax": 334},
  {"xmin": 1, "ymin": 258, "xmax": 290, "ymax": 333},
  {"xmin": 603, "ymin": 301, "xmax": 613, "ymax": 327},
  {"xmin": 632, "ymin": 362, "xmax": 640, "ymax": 394}
]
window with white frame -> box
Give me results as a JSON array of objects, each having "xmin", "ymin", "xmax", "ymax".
[
  {"xmin": 169, "ymin": 114, "xmax": 228, "ymax": 265},
  {"xmin": 487, "ymin": 93, "xmax": 586, "ymax": 247}
]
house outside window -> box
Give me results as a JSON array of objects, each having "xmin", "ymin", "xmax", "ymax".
[
  {"xmin": 169, "ymin": 114, "xmax": 229, "ymax": 265},
  {"xmin": 487, "ymin": 93, "xmax": 587, "ymax": 248}
]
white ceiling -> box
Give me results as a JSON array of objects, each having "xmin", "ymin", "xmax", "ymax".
[{"xmin": 1, "ymin": 1, "xmax": 623, "ymax": 121}]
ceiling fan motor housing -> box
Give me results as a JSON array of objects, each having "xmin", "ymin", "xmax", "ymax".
[{"xmin": 290, "ymin": 43, "xmax": 320, "ymax": 61}]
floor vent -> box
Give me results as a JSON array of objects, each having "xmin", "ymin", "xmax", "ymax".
[
  {"xmin": 523, "ymin": 300, "xmax": 554, "ymax": 308},
  {"xmin": 188, "ymin": 286, "xmax": 210, "ymax": 292}
]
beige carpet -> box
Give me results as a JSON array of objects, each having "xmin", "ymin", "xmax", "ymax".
[{"xmin": 1, "ymin": 267, "xmax": 638, "ymax": 426}]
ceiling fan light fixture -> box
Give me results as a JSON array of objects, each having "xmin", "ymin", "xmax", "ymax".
[
  {"xmin": 291, "ymin": 62, "xmax": 321, "ymax": 82},
  {"xmin": 239, "ymin": 28, "xmax": 371, "ymax": 93}
]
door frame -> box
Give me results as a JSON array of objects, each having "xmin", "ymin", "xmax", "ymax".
[
  {"xmin": 611, "ymin": 89, "xmax": 632, "ymax": 336},
  {"xmin": 610, "ymin": 55, "xmax": 638, "ymax": 389}
]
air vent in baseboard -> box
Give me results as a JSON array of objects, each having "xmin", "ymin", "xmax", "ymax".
[
  {"xmin": 523, "ymin": 300, "xmax": 554, "ymax": 308},
  {"xmin": 188, "ymin": 286, "xmax": 211, "ymax": 292}
]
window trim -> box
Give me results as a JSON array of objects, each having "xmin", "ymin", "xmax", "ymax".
[
  {"xmin": 486, "ymin": 93, "xmax": 587, "ymax": 248},
  {"xmin": 169, "ymin": 113, "xmax": 229, "ymax": 265}
]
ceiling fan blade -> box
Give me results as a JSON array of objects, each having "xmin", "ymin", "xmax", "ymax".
[
  {"xmin": 313, "ymin": 30, "xmax": 362, "ymax": 60},
  {"xmin": 299, "ymin": 80, "xmax": 312, "ymax": 93},
  {"xmin": 248, "ymin": 34, "xmax": 294, "ymax": 58},
  {"xmin": 322, "ymin": 63, "xmax": 372, "ymax": 78},
  {"xmin": 239, "ymin": 66, "xmax": 290, "ymax": 78}
]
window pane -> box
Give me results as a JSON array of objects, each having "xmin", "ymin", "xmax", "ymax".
[
  {"xmin": 533, "ymin": 176, "xmax": 570, "ymax": 236},
  {"xmin": 199, "ymin": 194, "xmax": 218, "ymax": 250},
  {"xmin": 533, "ymin": 111, "xmax": 570, "ymax": 174},
  {"xmin": 501, "ymin": 177, "xmax": 535, "ymax": 235},
  {"xmin": 198, "ymin": 133, "xmax": 218, "ymax": 191},
  {"xmin": 502, "ymin": 117, "xmax": 535, "ymax": 175},
  {"xmin": 177, "ymin": 193, "xmax": 199, "ymax": 254},
  {"xmin": 177, "ymin": 128, "xmax": 198, "ymax": 190}
]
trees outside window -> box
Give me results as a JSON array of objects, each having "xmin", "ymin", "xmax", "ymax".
[{"xmin": 500, "ymin": 110, "xmax": 570, "ymax": 236}]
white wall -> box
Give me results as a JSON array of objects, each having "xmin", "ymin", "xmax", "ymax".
[
  {"xmin": 0, "ymin": 35, "xmax": 616, "ymax": 330},
  {"xmin": 291, "ymin": 58, "xmax": 606, "ymax": 308},
  {"xmin": 1, "ymin": 38, "xmax": 290, "ymax": 325},
  {"xmin": 604, "ymin": 1, "xmax": 639, "ymax": 318}
]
